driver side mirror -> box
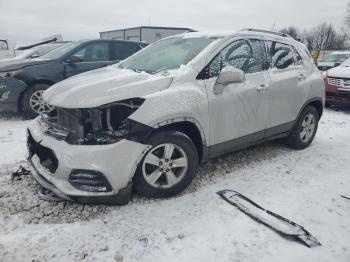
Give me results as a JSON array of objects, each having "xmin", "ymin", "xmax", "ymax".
[
  {"xmin": 214, "ymin": 66, "xmax": 245, "ymax": 94},
  {"xmin": 67, "ymin": 55, "xmax": 83, "ymax": 64}
]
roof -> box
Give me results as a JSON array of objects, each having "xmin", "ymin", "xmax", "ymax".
[{"xmin": 100, "ymin": 26, "xmax": 195, "ymax": 34}]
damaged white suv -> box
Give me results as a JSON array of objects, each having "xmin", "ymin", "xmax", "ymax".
[{"xmin": 27, "ymin": 29, "xmax": 325, "ymax": 204}]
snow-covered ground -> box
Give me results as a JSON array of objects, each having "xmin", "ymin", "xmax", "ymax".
[{"xmin": 0, "ymin": 108, "xmax": 349, "ymax": 262}]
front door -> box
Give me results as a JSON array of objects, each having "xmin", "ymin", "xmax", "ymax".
[
  {"xmin": 64, "ymin": 42, "xmax": 114, "ymax": 78},
  {"xmin": 202, "ymin": 38, "xmax": 271, "ymax": 157}
]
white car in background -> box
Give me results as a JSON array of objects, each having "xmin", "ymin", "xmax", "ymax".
[
  {"xmin": 27, "ymin": 29, "xmax": 325, "ymax": 204},
  {"xmin": 317, "ymin": 51, "xmax": 350, "ymax": 72}
]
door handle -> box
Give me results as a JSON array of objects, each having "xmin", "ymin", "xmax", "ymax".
[
  {"xmin": 298, "ymin": 73, "xmax": 306, "ymax": 80},
  {"xmin": 257, "ymin": 84, "xmax": 268, "ymax": 93}
]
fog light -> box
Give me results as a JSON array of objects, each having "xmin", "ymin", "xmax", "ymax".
[
  {"xmin": 69, "ymin": 170, "xmax": 112, "ymax": 192},
  {"xmin": 0, "ymin": 90, "xmax": 9, "ymax": 100}
]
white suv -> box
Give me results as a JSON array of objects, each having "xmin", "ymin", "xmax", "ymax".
[{"xmin": 27, "ymin": 29, "xmax": 325, "ymax": 204}]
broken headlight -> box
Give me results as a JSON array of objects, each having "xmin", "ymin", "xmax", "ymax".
[
  {"xmin": 83, "ymin": 98, "xmax": 145, "ymax": 145},
  {"xmin": 0, "ymin": 69, "xmax": 22, "ymax": 79}
]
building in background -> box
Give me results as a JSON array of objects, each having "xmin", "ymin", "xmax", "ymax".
[{"xmin": 100, "ymin": 26, "xmax": 195, "ymax": 43}]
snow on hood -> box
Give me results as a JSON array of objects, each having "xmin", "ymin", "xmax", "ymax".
[
  {"xmin": 43, "ymin": 66, "xmax": 173, "ymax": 108},
  {"xmin": 326, "ymin": 66, "xmax": 350, "ymax": 78}
]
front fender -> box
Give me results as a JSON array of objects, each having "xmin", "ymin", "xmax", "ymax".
[{"xmin": 129, "ymin": 84, "xmax": 209, "ymax": 145}]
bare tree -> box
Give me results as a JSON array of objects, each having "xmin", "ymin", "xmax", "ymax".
[
  {"xmin": 280, "ymin": 26, "xmax": 300, "ymax": 40},
  {"xmin": 345, "ymin": 3, "xmax": 350, "ymax": 29}
]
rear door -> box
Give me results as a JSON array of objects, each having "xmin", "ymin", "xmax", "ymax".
[
  {"xmin": 265, "ymin": 41, "xmax": 306, "ymax": 135},
  {"xmin": 64, "ymin": 41, "xmax": 114, "ymax": 78}
]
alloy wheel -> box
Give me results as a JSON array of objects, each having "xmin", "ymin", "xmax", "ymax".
[
  {"xmin": 142, "ymin": 143, "xmax": 189, "ymax": 189},
  {"xmin": 29, "ymin": 90, "xmax": 54, "ymax": 114},
  {"xmin": 300, "ymin": 113, "xmax": 316, "ymax": 143}
]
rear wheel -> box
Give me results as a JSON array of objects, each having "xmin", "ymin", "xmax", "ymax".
[
  {"xmin": 21, "ymin": 84, "xmax": 54, "ymax": 118},
  {"xmin": 133, "ymin": 131, "xmax": 199, "ymax": 198},
  {"xmin": 286, "ymin": 106, "xmax": 319, "ymax": 149}
]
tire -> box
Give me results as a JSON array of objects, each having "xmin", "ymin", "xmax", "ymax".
[
  {"xmin": 133, "ymin": 130, "xmax": 199, "ymax": 198},
  {"xmin": 286, "ymin": 105, "xmax": 319, "ymax": 150},
  {"xmin": 21, "ymin": 84, "xmax": 54, "ymax": 119}
]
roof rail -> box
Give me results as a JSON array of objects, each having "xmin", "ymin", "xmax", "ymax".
[{"xmin": 240, "ymin": 28, "xmax": 292, "ymax": 38}]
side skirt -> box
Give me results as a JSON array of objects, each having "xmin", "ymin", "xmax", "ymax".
[{"xmin": 208, "ymin": 121, "xmax": 294, "ymax": 159}]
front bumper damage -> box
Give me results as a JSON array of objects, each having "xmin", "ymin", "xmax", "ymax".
[
  {"xmin": 27, "ymin": 117, "xmax": 150, "ymax": 205},
  {"xmin": 0, "ymin": 77, "xmax": 27, "ymax": 113}
]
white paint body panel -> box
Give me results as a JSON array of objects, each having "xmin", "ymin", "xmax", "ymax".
[{"xmin": 34, "ymin": 31, "xmax": 324, "ymax": 199}]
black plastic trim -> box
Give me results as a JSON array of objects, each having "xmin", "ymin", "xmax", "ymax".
[{"xmin": 209, "ymin": 121, "xmax": 295, "ymax": 158}]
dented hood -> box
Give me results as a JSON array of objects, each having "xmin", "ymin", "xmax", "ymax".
[{"xmin": 43, "ymin": 66, "xmax": 173, "ymax": 108}]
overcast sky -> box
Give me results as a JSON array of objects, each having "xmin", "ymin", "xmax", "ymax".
[{"xmin": 0, "ymin": 0, "xmax": 348, "ymax": 45}]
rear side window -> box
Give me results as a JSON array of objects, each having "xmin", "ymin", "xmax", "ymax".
[
  {"xmin": 266, "ymin": 41, "xmax": 302, "ymax": 69},
  {"xmin": 112, "ymin": 42, "xmax": 140, "ymax": 61},
  {"xmin": 72, "ymin": 42, "xmax": 110, "ymax": 62},
  {"xmin": 205, "ymin": 39, "xmax": 266, "ymax": 78}
]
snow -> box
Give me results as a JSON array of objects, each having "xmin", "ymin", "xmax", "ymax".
[{"xmin": 0, "ymin": 108, "xmax": 350, "ymax": 262}]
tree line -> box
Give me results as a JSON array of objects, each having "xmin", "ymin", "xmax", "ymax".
[{"xmin": 279, "ymin": 3, "xmax": 350, "ymax": 51}]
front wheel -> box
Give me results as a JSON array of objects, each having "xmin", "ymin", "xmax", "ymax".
[
  {"xmin": 21, "ymin": 84, "xmax": 55, "ymax": 118},
  {"xmin": 133, "ymin": 131, "xmax": 199, "ymax": 198},
  {"xmin": 286, "ymin": 105, "xmax": 319, "ymax": 149}
]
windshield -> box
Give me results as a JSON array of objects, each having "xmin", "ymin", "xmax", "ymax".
[
  {"xmin": 119, "ymin": 36, "xmax": 218, "ymax": 74},
  {"xmin": 341, "ymin": 58, "xmax": 350, "ymax": 67},
  {"xmin": 321, "ymin": 53, "xmax": 350, "ymax": 63},
  {"xmin": 40, "ymin": 42, "xmax": 80, "ymax": 60}
]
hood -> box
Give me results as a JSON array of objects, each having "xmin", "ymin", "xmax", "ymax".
[
  {"xmin": 326, "ymin": 66, "xmax": 350, "ymax": 78},
  {"xmin": 44, "ymin": 66, "xmax": 173, "ymax": 108},
  {"xmin": 0, "ymin": 58, "xmax": 50, "ymax": 72}
]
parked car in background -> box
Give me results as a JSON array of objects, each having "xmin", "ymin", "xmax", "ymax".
[
  {"xmin": 0, "ymin": 39, "xmax": 147, "ymax": 117},
  {"xmin": 0, "ymin": 42, "xmax": 69, "ymax": 62},
  {"xmin": 323, "ymin": 58, "xmax": 350, "ymax": 106},
  {"xmin": 0, "ymin": 39, "xmax": 15, "ymax": 59},
  {"xmin": 27, "ymin": 29, "xmax": 324, "ymax": 205},
  {"xmin": 317, "ymin": 51, "xmax": 350, "ymax": 72}
]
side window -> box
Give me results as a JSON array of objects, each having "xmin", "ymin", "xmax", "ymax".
[
  {"xmin": 266, "ymin": 41, "xmax": 302, "ymax": 69},
  {"xmin": 112, "ymin": 42, "xmax": 140, "ymax": 60},
  {"xmin": 206, "ymin": 39, "xmax": 266, "ymax": 78},
  {"xmin": 72, "ymin": 42, "xmax": 110, "ymax": 62}
]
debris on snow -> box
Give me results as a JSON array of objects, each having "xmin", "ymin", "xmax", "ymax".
[{"xmin": 217, "ymin": 189, "xmax": 321, "ymax": 248}]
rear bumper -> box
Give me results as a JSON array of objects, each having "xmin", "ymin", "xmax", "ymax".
[{"xmin": 27, "ymin": 117, "xmax": 150, "ymax": 205}]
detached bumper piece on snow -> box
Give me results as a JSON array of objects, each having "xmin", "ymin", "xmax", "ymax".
[{"xmin": 217, "ymin": 190, "xmax": 321, "ymax": 248}]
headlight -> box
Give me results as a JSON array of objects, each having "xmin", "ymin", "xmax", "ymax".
[
  {"xmin": 0, "ymin": 69, "xmax": 22, "ymax": 79},
  {"xmin": 83, "ymin": 98, "xmax": 145, "ymax": 145}
]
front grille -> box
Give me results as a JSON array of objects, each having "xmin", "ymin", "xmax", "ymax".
[
  {"xmin": 326, "ymin": 91, "xmax": 350, "ymax": 99},
  {"xmin": 27, "ymin": 130, "xmax": 58, "ymax": 173},
  {"xmin": 43, "ymin": 108, "xmax": 88, "ymax": 144},
  {"xmin": 328, "ymin": 77, "xmax": 350, "ymax": 88}
]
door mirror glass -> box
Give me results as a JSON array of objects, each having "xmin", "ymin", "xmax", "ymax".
[
  {"xmin": 214, "ymin": 66, "xmax": 245, "ymax": 94},
  {"xmin": 67, "ymin": 55, "xmax": 82, "ymax": 64}
]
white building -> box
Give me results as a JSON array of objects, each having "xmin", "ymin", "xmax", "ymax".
[{"xmin": 100, "ymin": 26, "xmax": 195, "ymax": 43}]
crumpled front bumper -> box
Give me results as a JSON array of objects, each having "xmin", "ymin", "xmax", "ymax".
[{"xmin": 27, "ymin": 117, "xmax": 150, "ymax": 205}]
